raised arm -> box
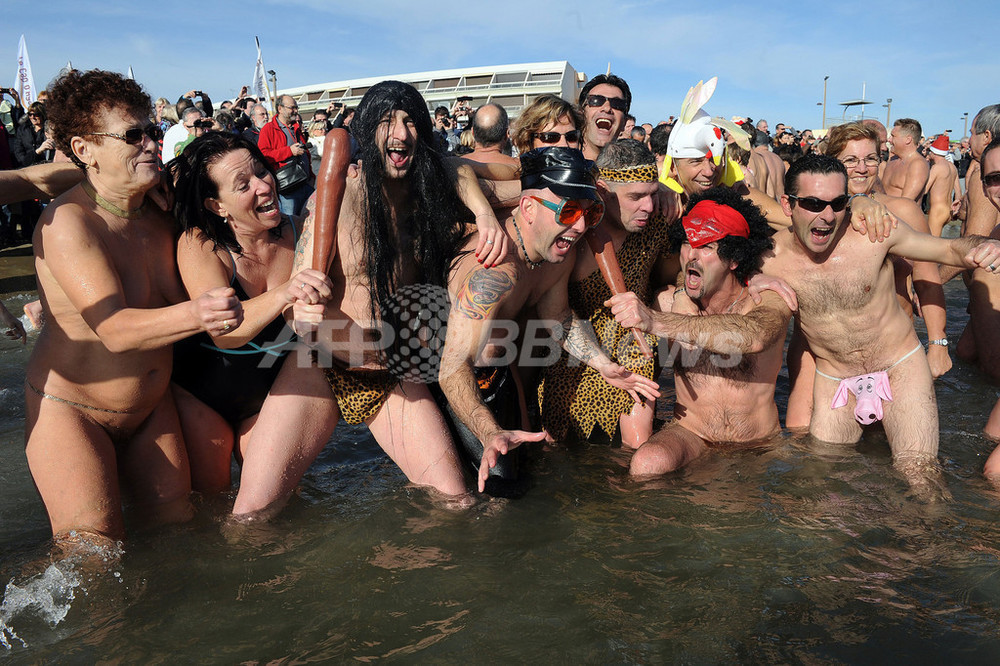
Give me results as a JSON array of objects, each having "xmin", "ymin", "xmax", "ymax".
[
  {"xmin": 176, "ymin": 230, "xmax": 330, "ymax": 349},
  {"xmin": 44, "ymin": 209, "xmax": 241, "ymax": 352},
  {"xmin": 606, "ymin": 290, "xmax": 791, "ymax": 355},
  {"xmin": 887, "ymin": 219, "xmax": 1000, "ymax": 270},
  {"xmin": 0, "ymin": 162, "xmax": 83, "ymax": 205}
]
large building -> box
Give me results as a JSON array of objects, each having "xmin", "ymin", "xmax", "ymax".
[{"xmin": 277, "ymin": 61, "xmax": 586, "ymax": 122}]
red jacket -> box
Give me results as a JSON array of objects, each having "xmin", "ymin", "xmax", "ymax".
[{"xmin": 257, "ymin": 116, "xmax": 310, "ymax": 174}]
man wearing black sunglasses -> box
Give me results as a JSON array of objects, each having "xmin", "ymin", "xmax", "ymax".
[
  {"xmin": 577, "ymin": 74, "xmax": 631, "ymax": 161},
  {"xmin": 440, "ymin": 146, "xmax": 660, "ymax": 495},
  {"xmin": 764, "ymin": 154, "xmax": 1000, "ymax": 492},
  {"xmin": 780, "ymin": 122, "xmax": 951, "ymax": 432}
]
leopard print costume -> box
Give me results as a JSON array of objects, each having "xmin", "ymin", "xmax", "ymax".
[
  {"xmin": 538, "ymin": 214, "xmax": 673, "ymax": 441},
  {"xmin": 325, "ymin": 364, "xmax": 398, "ymax": 425}
]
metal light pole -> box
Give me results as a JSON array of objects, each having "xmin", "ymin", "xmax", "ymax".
[
  {"xmin": 963, "ymin": 112, "xmax": 969, "ymax": 137},
  {"xmin": 822, "ymin": 76, "xmax": 829, "ymax": 129},
  {"xmin": 267, "ymin": 70, "xmax": 278, "ymax": 110},
  {"xmin": 884, "ymin": 98, "xmax": 892, "ymax": 128}
]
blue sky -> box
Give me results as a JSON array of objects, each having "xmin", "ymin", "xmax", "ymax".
[{"xmin": 5, "ymin": 0, "xmax": 996, "ymax": 137}]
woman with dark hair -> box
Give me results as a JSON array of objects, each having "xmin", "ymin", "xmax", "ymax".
[
  {"xmin": 13, "ymin": 101, "xmax": 52, "ymax": 167},
  {"xmin": 169, "ymin": 131, "xmax": 338, "ymax": 519}
]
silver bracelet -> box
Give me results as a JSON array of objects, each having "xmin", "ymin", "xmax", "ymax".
[{"xmin": 928, "ymin": 338, "xmax": 948, "ymax": 347}]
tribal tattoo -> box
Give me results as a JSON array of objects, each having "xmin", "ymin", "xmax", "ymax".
[{"xmin": 453, "ymin": 269, "xmax": 514, "ymax": 320}]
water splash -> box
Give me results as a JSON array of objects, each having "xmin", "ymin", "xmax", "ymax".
[
  {"xmin": 0, "ymin": 535, "xmax": 123, "ymax": 650},
  {"xmin": 0, "ymin": 562, "xmax": 80, "ymax": 649}
]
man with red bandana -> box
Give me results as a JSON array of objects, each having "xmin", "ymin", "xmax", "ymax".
[{"xmin": 605, "ymin": 186, "xmax": 790, "ymax": 476}]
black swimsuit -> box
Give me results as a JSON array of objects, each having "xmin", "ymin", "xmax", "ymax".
[{"xmin": 172, "ymin": 222, "xmax": 298, "ymax": 424}]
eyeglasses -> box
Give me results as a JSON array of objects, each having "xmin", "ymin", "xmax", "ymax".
[
  {"xmin": 26, "ymin": 112, "xmax": 41, "ymax": 118},
  {"xmin": 85, "ymin": 124, "xmax": 164, "ymax": 145},
  {"xmin": 529, "ymin": 196, "xmax": 604, "ymax": 228},
  {"xmin": 184, "ymin": 119, "xmax": 213, "ymax": 130},
  {"xmin": 840, "ymin": 156, "xmax": 881, "ymax": 169},
  {"xmin": 787, "ymin": 194, "xmax": 850, "ymax": 213},
  {"xmin": 282, "ymin": 105, "xmax": 299, "ymax": 111},
  {"xmin": 983, "ymin": 172, "xmax": 1000, "ymax": 189},
  {"xmin": 584, "ymin": 94, "xmax": 627, "ymax": 112},
  {"xmin": 533, "ymin": 130, "xmax": 582, "ymax": 144}
]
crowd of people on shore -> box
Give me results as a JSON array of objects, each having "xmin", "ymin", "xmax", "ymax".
[{"xmin": 3, "ymin": 66, "xmax": 1000, "ymax": 553}]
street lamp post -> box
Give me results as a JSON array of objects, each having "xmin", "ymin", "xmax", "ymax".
[
  {"xmin": 963, "ymin": 112, "xmax": 969, "ymax": 137},
  {"xmin": 267, "ymin": 69, "xmax": 277, "ymax": 110},
  {"xmin": 884, "ymin": 98, "xmax": 892, "ymax": 128},
  {"xmin": 822, "ymin": 75, "xmax": 829, "ymax": 129}
]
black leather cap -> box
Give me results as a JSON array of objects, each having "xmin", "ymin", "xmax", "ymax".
[{"xmin": 519, "ymin": 147, "xmax": 598, "ymax": 201}]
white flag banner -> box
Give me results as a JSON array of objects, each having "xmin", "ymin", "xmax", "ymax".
[
  {"xmin": 252, "ymin": 37, "xmax": 271, "ymax": 111},
  {"xmin": 14, "ymin": 35, "xmax": 37, "ymax": 106},
  {"xmin": 127, "ymin": 66, "xmax": 134, "ymax": 80}
]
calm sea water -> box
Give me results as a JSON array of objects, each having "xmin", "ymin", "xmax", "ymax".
[{"xmin": 2, "ymin": 248, "xmax": 1000, "ymax": 662}]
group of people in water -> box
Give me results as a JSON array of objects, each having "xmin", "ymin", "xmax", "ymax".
[{"xmin": 5, "ymin": 66, "xmax": 1000, "ymax": 550}]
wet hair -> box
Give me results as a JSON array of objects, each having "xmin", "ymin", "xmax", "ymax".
[
  {"xmin": 784, "ymin": 153, "xmax": 847, "ymax": 199},
  {"xmin": 648, "ymin": 124, "xmax": 671, "ymax": 156},
  {"xmin": 46, "ymin": 68, "xmax": 152, "ymax": 169},
  {"xmin": 472, "ymin": 103, "xmax": 509, "ymax": 148},
  {"xmin": 595, "ymin": 138, "xmax": 655, "ymax": 170},
  {"xmin": 578, "ymin": 74, "xmax": 632, "ymax": 114},
  {"xmin": 168, "ymin": 131, "xmax": 279, "ymax": 254},
  {"xmin": 352, "ymin": 80, "xmax": 472, "ymax": 341},
  {"xmin": 511, "ymin": 94, "xmax": 584, "ymax": 155},
  {"xmin": 667, "ymin": 185, "xmax": 774, "ymax": 286},
  {"xmin": 981, "ymin": 137, "xmax": 1000, "ymax": 170},
  {"xmin": 893, "ymin": 118, "xmax": 922, "ymax": 143},
  {"xmin": 825, "ymin": 122, "xmax": 880, "ymax": 159},
  {"xmin": 973, "ymin": 104, "xmax": 1000, "ymax": 138}
]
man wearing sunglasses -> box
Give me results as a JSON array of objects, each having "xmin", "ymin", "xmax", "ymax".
[
  {"xmin": 764, "ymin": 154, "xmax": 1000, "ymax": 492},
  {"xmin": 780, "ymin": 122, "xmax": 952, "ymax": 431},
  {"xmin": 606, "ymin": 186, "xmax": 790, "ymax": 476},
  {"xmin": 577, "ymin": 74, "xmax": 631, "ymax": 161},
  {"xmin": 439, "ymin": 147, "xmax": 660, "ymax": 495},
  {"xmin": 974, "ymin": 139, "xmax": 1000, "ymax": 463},
  {"xmin": 539, "ymin": 139, "xmax": 676, "ymax": 449}
]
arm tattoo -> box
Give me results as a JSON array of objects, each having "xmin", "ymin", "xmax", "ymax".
[
  {"xmin": 454, "ymin": 269, "xmax": 514, "ymax": 320},
  {"xmin": 559, "ymin": 311, "xmax": 600, "ymax": 364},
  {"xmin": 293, "ymin": 199, "xmax": 316, "ymax": 273}
]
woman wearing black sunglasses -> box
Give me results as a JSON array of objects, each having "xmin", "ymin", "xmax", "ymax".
[
  {"xmin": 511, "ymin": 94, "xmax": 585, "ymax": 156},
  {"xmin": 24, "ymin": 69, "xmax": 242, "ymax": 547}
]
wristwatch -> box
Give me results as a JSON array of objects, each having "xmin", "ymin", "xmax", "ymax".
[{"xmin": 928, "ymin": 338, "xmax": 949, "ymax": 347}]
